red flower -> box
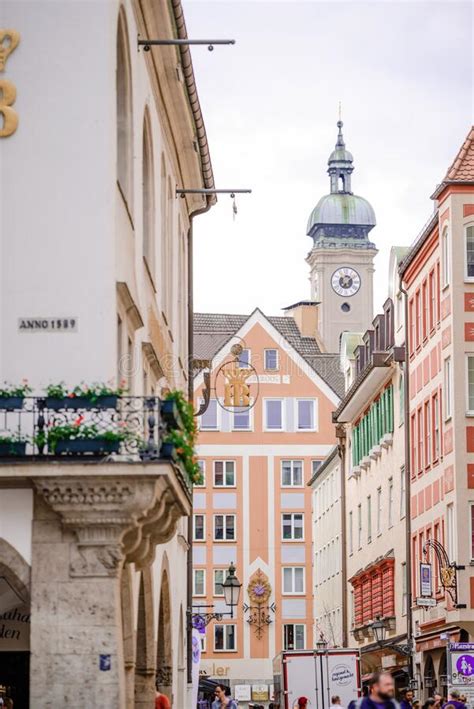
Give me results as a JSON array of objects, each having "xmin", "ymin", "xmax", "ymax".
[{"xmin": 74, "ymin": 415, "xmax": 84, "ymax": 426}]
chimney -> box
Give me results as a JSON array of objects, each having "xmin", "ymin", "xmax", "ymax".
[{"xmin": 282, "ymin": 301, "xmax": 324, "ymax": 349}]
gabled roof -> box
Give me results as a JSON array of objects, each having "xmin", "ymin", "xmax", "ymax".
[
  {"xmin": 193, "ymin": 310, "xmax": 345, "ymax": 398},
  {"xmin": 444, "ymin": 126, "xmax": 474, "ymax": 181}
]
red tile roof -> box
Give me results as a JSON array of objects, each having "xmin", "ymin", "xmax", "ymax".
[{"xmin": 444, "ymin": 125, "xmax": 474, "ymax": 181}]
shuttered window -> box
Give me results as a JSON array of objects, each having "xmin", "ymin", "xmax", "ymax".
[{"xmin": 351, "ymin": 386, "xmax": 394, "ymax": 467}]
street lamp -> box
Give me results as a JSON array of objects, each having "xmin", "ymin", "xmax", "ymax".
[
  {"xmin": 370, "ymin": 615, "xmax": 412, "ymax": 657},
  {"xmin": 371, "ymin": 616, "xmax": 387, "ymax": 644},
  {"xmin": 316, "ymin": 633, "xmax": 329, "ymax": 651},
  {"xmin": 222, "ymin": 561, "xmax": 242, "ymax": 618}
]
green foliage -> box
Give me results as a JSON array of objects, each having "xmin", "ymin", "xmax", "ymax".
[
  {"xmin": 163, "ymin": 390, "xmax": 202, "ymax": 485},
  {"xmin": 37, "ymin": 418, "xmax": 130, "ymax": 453},
  {"xmin": 45, "ymin": 381, "xmax": 126, "ymax": 403},
  {"xmin": 0, "ymin": 380, "xmax": 32, "ymax": 398}
]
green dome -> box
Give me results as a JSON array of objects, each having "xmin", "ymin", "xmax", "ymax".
[
  {"xmin": 307, "ymin": 193, "xmax": 376, "ymax": 234},
  {"xmin": 328, "ymin": 147, "xmax": 354, "ymax": 163}
]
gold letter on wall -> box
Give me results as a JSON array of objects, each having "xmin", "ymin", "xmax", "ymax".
[
  {"xmin": 0, "ymin": 30, "xmax": 20, "ymax": 72},
  {"xmin": 0, "ymin": 79, "xmax": 18, "ymax": 137}
]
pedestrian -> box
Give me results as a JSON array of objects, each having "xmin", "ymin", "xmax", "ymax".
[
  {"xmin": 442, "ymin": 690, "xmax": 466, "ymax": 709},
  {"xmin": 333, "ymin": 697, "xmax": 343, "ymax": 707},
  {"xmin": 413, "ymin": 699, "xmax": 420, "ymax": 709},
  {"xmin": 434, "ymin": 694, "xmax": 443, "ymax": 709},
  {"xmin": 155, "ymin": 686, "xmax": 171, "ymax": 709},
  {"xmin": 294, "ymin": 698, "xmax": 309, "ymax": 709},
  {"xmin": 356, "ymin": 671, "xmax": 400, "ymax": 709},
  {"xmin": 460, "ymin": 697, "xmax": 467, "ymax": 706},
  {"xmin": 423, "ymin": 699, "xmax": 436, "ymax": 709},
  {"xmin": 401, "ymin": 689, "xmax": 414, "ymax": 709},
  {"xmin": 212, "ymin": 683, "xmax": 238, "ymax": 709}
]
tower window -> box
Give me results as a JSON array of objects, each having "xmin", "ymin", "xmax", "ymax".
[
  {"xmin": 341, "ymin": 302, "xmax": 351, "ymax": 312},
  {"xmin": 338, "ymin": 174, "xmax": 345, "ymax": 191}
]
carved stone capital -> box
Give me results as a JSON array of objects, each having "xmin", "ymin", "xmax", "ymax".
[{"xmin": 34, "ymin": 476, "xmax": 164, "ymax": 577}]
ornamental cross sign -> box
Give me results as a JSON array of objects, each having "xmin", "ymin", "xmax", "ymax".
[{"xmin": 223, "ymin": 362, "xmax": 252, "ymax": 408}]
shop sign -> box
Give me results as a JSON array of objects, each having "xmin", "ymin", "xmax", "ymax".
[
  {"xmin": 234, "ymin": 685, "xmax": 251, "ymax": 701},
  {"xmin": 420, "ymin": 563, "xmax": 432, "ymax": 597},
  {"xmin": 416, "ymin": 597, "xmax": 437, "ymax": 607},
  {"xmin": 18, "ymin": 317, "xmax": 78, "ymax": 333},
  {"xmin": 0, "ymin": 577, "xmax": 30, "ymax": 651},
  {"xmin": 252, "ymin": 684, "xmax": 269, "ymax": 701}
]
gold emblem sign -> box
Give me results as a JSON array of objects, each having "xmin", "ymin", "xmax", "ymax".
[
  {"xmin": 0, "ymin": 29, "xmax": 20, "ymax": 138},
  {"xmin": 223, "ymin": 361, "xmax": 252, "ymax": 408}
]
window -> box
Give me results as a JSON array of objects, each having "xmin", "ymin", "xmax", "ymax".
[
  {"xmin": 200, "ymin": 399, "xmax": 218, "ymax": 430},
  {"xmin": 442, "ymin": 227, "xmax": 450, "ymax": 287},
  {"xmin": 349, "ymin": 511, "xmax": 353, "ymax": 554},
  {"xmin": 282, "ymin": 567, "xmax": 305, "ymax": 594},
  {"xmin": 433, "ymin": 393, "xmax": 440, "ymax": 461},
  {"xmin": 417, "ymin": 407, "xmax": 424, "ymax": 473},
  {"xmin": 214, "ymin": 624, "xmax": 236, "ymax": 651},
  {"xmin": 415, "ymin": 290, "xmax": 421, "ymax": 349},
  {"xmin": 195, "ymin": 460, "xmax": 205, "ymax": 487},
  {"xmin": 239, "ymin": 349, "xmax": 250, "ymax": 368},
  {"xmin": 399, "ymin": 372, "xmax": 405, "ymax": 426},
  {"xmin": 424, "ymin": 400, "xmax": 431, "ymax": 468},
  {"xmin": 200, "ymin": 634, "xmax": 206, "ymax": 652},
  {"xmin": 296, "ymin": 399, "xmax": 316, "ymax": 430},
  {"xmin": 233, "ymin": 406, "xmax": 250, "ymax": 430},
  {"xmin": 142, "ymin": 111, "xmax": 155, "ymax": 273},
  {"xmin": 214, "ymin": 514, "xmax": 236, "ymax": 541},
  {"xmin": 467, "ymin": 355, "xmax": 474, "ymax": 413},
  {"xmin": 422, "ymin": 281, "xmax": 428, "ymax": 340},
  {"xmin": 388, "ymin": 478, "xmax": 394, "ymax": 528},
  {"xmin": 283, "ymin": 624, "xmax": 305, "ymax": 650},
  {"xmin": 429, "ymin": 270, "xmax": 436, "ymax": 331},
  {"xmin": 469, "ymin": 504, "xmax": 474, "ymax": 562},
  {"xmin": 193, "ymin": 514, "xmax": 205, "ymax": 542},
  {"xmin": 409, "ymin": 299, "xmax": 415, "ymax": 355},
  {"xmin": 466, "ymin": 226, "xmax": 474, "ymax": 279},
  {"xmin": 402, "ymin": 562, "xmax": 407, "ymax": 616},
  {"xmin": 193, "ymin": 569, "xmax": 206, "ymax": 596},
  {"xmin": 366, "ymin": 495, "xmax": 372, "ymax": 544},
  {"xmin": 400, "ymin": 467, "xmax": 406, "ymax": 519},
  {"xmin": 265, "ymin": 399, "xmax": 283, "ymax": 430},
  {"xmin": 282, "ymin": 513, "xmax": 304, "ymax": 541},
  {"xmin": 214, "ymin": 568, "xmax": 229, "ymax": 596},
  {"xmin": 411, "ymin": 414, "xmax": 417, "ymax": 476},
  {"xmin": 265, "ymin": 349, "xmax": 279, "ymax": 370},
  {"xmin": 214, "ymin": 461, "xmax": 236, "ymax": 487},
  {"xmin": 357, "ymin": 504, "xmax": 362, "ymax": 549},
  {"xmin": 281, "ymin": 460, "xmax": 303, "ymax": 487},
  {"xmin": 377, "ymin": 487, "xmax": 382, "ymax": 535},
  {"xmin": 312, "ymin": 460, "xmax": 322, "ymax": 477},
  {"xmin": 444, "ymin": 357, "xmax": 452, "ymax": 419},
  {"xmin": 447, "ymin": 503, "xmax": 456, "ymax": 560}
]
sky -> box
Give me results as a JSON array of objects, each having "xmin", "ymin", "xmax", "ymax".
[{"xmin": 184, "ymin": 0, "xmax": 473, "ymax": 317}]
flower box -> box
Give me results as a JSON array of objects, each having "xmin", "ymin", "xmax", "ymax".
[
  {"xmin": 159, "ymin": 441, "xmax": 177, "ymax": 461},
  {"xmin": 54, "ymin": 438, "xmax": 120, "ymax": 455},
  {"xmin": 46, "ymin": 395, "xmax": 118, "ymax": 411},
  {"xmin": 0, "ymin": 397, "xmax": 24, "ymax": 411},
  {"xmin": 160, "ymin": 399, "xmax": 182, "ymax": 430},
  {"xmin": 0, "ymin": 441, "xmax": 26, "ymax": 457}
]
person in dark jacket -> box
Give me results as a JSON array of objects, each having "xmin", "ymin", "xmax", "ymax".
[
  {"xmin": 442, "ymin": 690, "xmax": 466, "ymax": 709},
  {"xmin": 400, "ymin": 689, "xmax": 414, "ymax": 709},
  {"xmin": 358, "ymin": 672, "xmax": 400, "ymax": 709}
]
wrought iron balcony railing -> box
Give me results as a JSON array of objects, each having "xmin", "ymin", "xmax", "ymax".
[{"xmin": 0, "ymin": 396, "xmax": 183, "ymax": 470}]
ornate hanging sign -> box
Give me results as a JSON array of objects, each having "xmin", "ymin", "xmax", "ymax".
[
  {"xmin": 243, "ymin": 569, "xmax": 275, "ymax": 639},
  {"xmin": 423, "ymin": 539, "xmax": 466, "ymax": 608}
]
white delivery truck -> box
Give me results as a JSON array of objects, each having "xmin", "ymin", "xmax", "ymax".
[{"xmin": 273, "ymin": 648, "xmax": 361, "ymax": 709}]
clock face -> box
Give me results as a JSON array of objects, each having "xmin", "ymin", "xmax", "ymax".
[{"xmin": 331, "ymin": 267, "xmax": 361, "ymax": 297}]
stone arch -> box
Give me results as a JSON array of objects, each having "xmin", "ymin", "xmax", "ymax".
[
  {"xmin": 438, "ymin": 650, "xmax": 448, "ymax": 696},
  {"xmin": 134, "ymin": 567, "xmax": 156, "ymax": 708},
  {"xmin": 424, "ymin": 654, "xmax": 436, "ymax": 697},
  {"xmin": 116, "ymin": 6, "xmax": 133, "ymax": 208},
  {"xmin": 120, "ymin": 563, "xmax": 135, "ymax": 707},
  {"xmin": 156, "ymin": 566, "xmax": 173, "ymax": 701},
  {"xmin": 0, "ymin": 537, "xmax": 30, "ymax": 607}
]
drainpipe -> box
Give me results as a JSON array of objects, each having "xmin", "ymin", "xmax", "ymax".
[
  {"xmin": 336, "ymin": 423, "xmax": 349, "ymax": 647},
  {"xmin": 186, "ymin": 200, "xmax": 213, "ymax": 686},
  {"xmin": 399, "ymin": 276, "xmax": 413, "ymax": 682}
]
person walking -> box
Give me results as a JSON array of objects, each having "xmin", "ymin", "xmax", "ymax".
[
  {"xmin": 212, "ymin": 684, "xmax": 238, "ymax": 709},
  {"xmin": 357, "ymin": 672, "xmax": 400, "ymax": 709},
  {"xmin": 400, "ymin": 689, "xmax": 414, "ymax": 709},
  {"xmin": 332, "ymin": 697, "xmax": 344, "ymax": 708},
  {"xmin": 155, "ymin": 687, "xmax": 171, "ymax": 709},
  {"xmin": 442, "ymin": 690, "xmax": 466, "ymax": 709},
  {"xmin": 293, "ymin": 698, "xmax": 309, "ymax": 709}
]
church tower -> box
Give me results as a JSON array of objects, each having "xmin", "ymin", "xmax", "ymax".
[{"xmin": 306, "ymin": 121, "xmax": 378, "ymax": 352}]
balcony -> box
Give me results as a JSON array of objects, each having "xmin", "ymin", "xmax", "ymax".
[{"xmin": 0, "ymin": 395, "xmax": 193, "ymax": 495}]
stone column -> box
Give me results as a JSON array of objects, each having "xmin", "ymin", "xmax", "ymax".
[{"xmin": 29, "ymin": 476, "xmax": 158, "ymax": 709}]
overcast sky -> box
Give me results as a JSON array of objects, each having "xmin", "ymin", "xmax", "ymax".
[{"xmin": 184, "ymin": 0, "xmax": 473, "ymax": 317}]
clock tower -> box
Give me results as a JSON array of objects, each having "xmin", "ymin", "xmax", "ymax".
[{"xmin": 306, "ymin": 121, "xmax": 378, "ymax": 352}]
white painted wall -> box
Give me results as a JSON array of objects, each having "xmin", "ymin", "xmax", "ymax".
[{"xmin": 0, "ymin": 488, "xmax": 33, "ymax": 564}]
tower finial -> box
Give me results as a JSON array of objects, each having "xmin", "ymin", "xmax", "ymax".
[{"xmin": 338, "ymin": 101, "xmax": 342, "ymax": 122}]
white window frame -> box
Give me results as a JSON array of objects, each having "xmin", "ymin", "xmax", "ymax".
[
  {"xmin": 194, "ymin": 459, "xmax": 206, "ymax": 487},
  {"xmin": 349, "ymin": 511, "xmax": 353, "ymax": 555},
  {"xmin": 264, "ymin": 398, "xmax": 285, "ymax": 431},
  {"xmin": 312, "ymin": 460, "xmax": 322, "ymax": 477},
  {"xmin": 465, "ymin": 224, "xmax": 474, "ymax": 281},
  {"xmin": 213, "ymin": 568, "xmax": 229, "ymax": 597},
  {"xmin": 281, "ymin": 460, "xmax": 304, "ymax": 488},
  {"xmin": 388, "ymin": 477, "xmax": 394, "ymax": 528},
  {"xmin": 281, "ymin": 512, "xmax": 304, "ymax": 541},
  {"xmin": 213, "ymin": 514, "xmax": 236, "ymax": 542},
  {"xmin": 400, "ymin": 466, "xmax": 406, "ymax": 519},
  {"xmin": 214, "ymin": 623, "xmax": 237, "ymax": 652},
  {"xmin": 199, "ymin": 398, "xmax": 219, "ymax": 431},
  {"xmin": 367, "ymin": 495, "xmax": 372, "ymax": 544},
  {"xmin": 466, "ymin": 354, "xmax": 474, "ymax": 415},
  {"xmin": 442, "ymin": 226, "xmax": 450, "ymax": 288},
  {"xmin": 193, "ymin": 513, "xmax": 206, "ymax": 542},
  {"xmin": 377, "ymin": 487, "xmax": 382, "ymax": 536},
  {"xmin": 444, "ymin": 356, "xmax": 452, "ymax": 420},
  {"xmin": 295, "ymin": 398, "xmax": 317, "ymax": 432},
  {"xmin": 282, "ymin": 566, "xmax": 305, "ymax": 595},
  {"xmin": 193, "ymin": 568, "xmax": 206, "ymax": 597},
  {"xmin": 283, "ymin": 623, "xmax": 306, "ymax": 651},
  {"xmin": 213, "ymin": 460, "xmax": 236, "ymax": 488},
  {"xmin": 357, "ymin": 504, "xmax": 362, "ymax": 549},
  {"xmin": 232, "ymin": 403, "xmax": 252, "ymax": 431},
  {"xmin": 264, "ymin": 348, "xmax": 279, "ymax": 371}
]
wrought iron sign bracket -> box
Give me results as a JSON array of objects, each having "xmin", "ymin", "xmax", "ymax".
[
  {"xmin": 188, "ymin": 605, "xmax": 235, "ymax": 629},
  {"xmin": 243, "ymin": 602, "xmax": 276, "ymax": 640},
  {"xmin": 423, "ymin": 539, "xmax": 465, "ymax": 608},
  {"xmin": 138, "ymin": 37, "xmax": 235, "ymax": 52}
]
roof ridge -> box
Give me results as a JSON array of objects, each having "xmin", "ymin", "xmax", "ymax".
[{"xmin": 444, "ymin": 125, "xmax": 474, "ymax": 181}]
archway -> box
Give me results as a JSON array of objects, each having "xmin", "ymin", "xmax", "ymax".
[
  {"xmin": 424, "ymin": 655, "xmax": 436, "ymax": 699},
  {"xmin": 0, "ymin": 539, "xmax": 31, "ymax": 709},
  {"xmin": 134, "ymin": 568, "xmax": 155, "ymax": 708},
  {"xmin": 176, "ymin": 606, "xmax": 185, "ymax": 708},
  {"xmin": 438, "ymin": 651, "xmax": 448, "ymax": 699},
  {"xmin": 156, "ymin": 569, "xmax": 173, "ymax": 701}
]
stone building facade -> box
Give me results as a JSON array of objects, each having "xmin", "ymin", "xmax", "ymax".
[{"xmin": 0, "ymin": 1, "xmax": 214, "ymax": 706}]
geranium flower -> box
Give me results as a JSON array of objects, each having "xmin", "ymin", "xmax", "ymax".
[{"xmin": 74, "ymin": 415, "xmax": 84, "ymax": 426}]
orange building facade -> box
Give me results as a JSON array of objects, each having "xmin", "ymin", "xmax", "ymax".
[{"xmin": 192, "ymin": 306, "xmax": 342, "ymax": 697}]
